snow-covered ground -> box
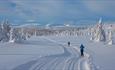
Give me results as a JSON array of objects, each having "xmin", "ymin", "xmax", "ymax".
[
  {"xmin": 0, "ymin": 37, "xmax": 63, "ymax": 70},
  {"xmin": 0, "ymin": 36, "xmax": 115, "ymax": 70}
]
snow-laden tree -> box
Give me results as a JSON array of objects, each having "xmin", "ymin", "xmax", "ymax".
[
  {"xmin": 9, "ymin": 28, "xmax": 26, "ymax": 42},
  {"xmin": 90, "ymin": 18, "xmax": 106, "ymax": 42},
  {"xmin": 0, "ymin": 23, "xmax": 3, "ymax": 41},
  {"xmin": 95, "ymin": 25, "xmax": 106, "ymax": 42},
  {"xmin": 25, "ymin": 32, "xmax": 31, "ymax": 39},
  {"xmin": 0, "ymin": 19, "xmax": 28, "ymax": 43},
  {"xmin": 9, "ymin": 28, "xmax": 15, "ymax": 42},
  {"xmin": 108, "ymin": 30, "xmax": 113, "ymax": 45},
  {"xmin": 108, "ymin": 25, "xmax": 114, "ymax": 45},
  {"xmin": 0, "ymin": 19, "xmax": 11, "ymax": 42},
  {"xmin": 90, "ymin": 28, "xmax": 96, "ymax": 40},
  {"xmin": 20, "ymin": 28, "xmax": 26, "ymax": 40}
]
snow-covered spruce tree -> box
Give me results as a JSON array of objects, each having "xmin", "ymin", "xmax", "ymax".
[
  {"xmin": 93, "ymin": 18, "xmax": 106, "ymax": 42},
  {"xmin": 25, "ymin": 32, "xmax": 30, "ymax": 39},
  {"xmin": 108, "ymin": 30, "xmax": 113, "ymax": 45},
  {"xmin": 89, "ymin": 25, "xmax": 97, "ymax": 41},
  {"xmin": 108, "ymin": 25, "xmax": 114, "ymax": 45},
  {"xmin": 90, "ymin": 28, "xmax": 95, "ymax": 40},
  {"xmin": 20, "ymin": 28, "xmax": 27, "ymax": 40},
  {"xmin": 9, "ymin": 28, "xmax": 15, "ymax": 42},
  {"xmin": 33, "ymin": 29, "xmax": 37, "ymax": 36},
  {"xmin": 10, "ymin": 28, "xmax": 26, "ymax": 43},
  {"xmin": 20, "ymin": 28, "xmax": 26, "ymax": 40},
  {"xmin": 0, "ymin": 19, "xmax": 30, "ymax": 43},
  {"xmin": 0, "ymin": 23, "xmax": 4, "ymax": 41},
  {"xmin": 95, "ymin": 26, "xmax": 106, "ymax": 42},
  {"xmin": 0, "ymin": 19, "xmax": 11, "ymax": 42}
]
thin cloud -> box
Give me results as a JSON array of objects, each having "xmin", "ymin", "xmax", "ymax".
[
  {"xmin": 83, "ymin": 0, "xmax": 115, "ymax": 16},
  {"xmin": 0, "ymin": 0, "xmax": 115, "ymax": 24}
]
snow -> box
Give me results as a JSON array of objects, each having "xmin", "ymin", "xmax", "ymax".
[
  {"xmin": 0, "ymin": 36, "xmax": 63, "ymax": 70},
  {"xmin": 0, "ymin": 31, "xmax": 115, "ymax": 70},
  {"xmin": 41, "ymin": 36, "xmax": 115, "ymax": 70}
]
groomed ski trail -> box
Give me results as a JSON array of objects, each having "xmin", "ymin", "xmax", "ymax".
[{"xmin": 13, "ymin": 37, "xmax": 96, "ymax": 70}]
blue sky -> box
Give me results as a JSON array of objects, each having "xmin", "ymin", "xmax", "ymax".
[{"xmin": 0, "ymin": 0, "xmax": 115, "ymax": 25}]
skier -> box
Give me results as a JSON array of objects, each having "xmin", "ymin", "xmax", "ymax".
[
  {"xmin": 80, "ymin": 44, "xmax": 85, "ymax": 56},
  {"xmin": 68, "ymin": 41, "xmax": 70, "ymax": 46}
]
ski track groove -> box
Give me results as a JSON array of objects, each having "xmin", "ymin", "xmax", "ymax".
[
  {"xmin": 48, "ymin": 57, "xmax": 65, "ymax": 70},
  {"xmin": 37, "ymin": 57, "xmax": 57, "ymax": 70},
  {"xmin": 12, "ymin": 37, "xmax": 96, "ymax": 70},
  {"xmin": 33, "ymin": 57, "xmax": 52, "ymax": 70},
  {"xmin": 54, "ymin": 57, "xmax": 67, "ymax": 70}
]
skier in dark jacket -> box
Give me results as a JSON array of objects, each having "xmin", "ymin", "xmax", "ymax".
[
  {"xmin": 68, "ymin": 41, "xmax": 70, "ymax": 47},
  {"xmin": 80, "ymin": 44, "xmax": 85, "ymax": 56}
]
